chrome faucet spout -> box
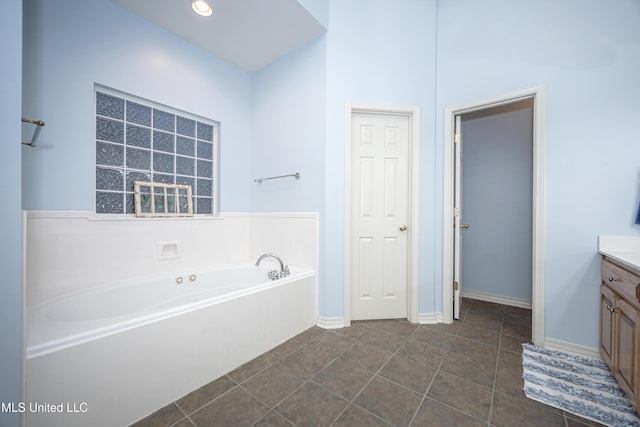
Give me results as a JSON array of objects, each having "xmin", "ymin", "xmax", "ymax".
[{"xmin": 255, "ymin": 253, "xmax": 289, "ymax": 280}]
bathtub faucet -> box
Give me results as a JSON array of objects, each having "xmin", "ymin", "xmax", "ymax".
[{"xmin": 255, "ymin": 253, "xmax": 290, "ymax": 280}]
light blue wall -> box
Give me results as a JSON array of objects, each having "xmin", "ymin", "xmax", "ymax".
[
  {"xmin": 436, "ymin": 0, "xmax": 640, "ymax": 347},
  {"xmin": 22, "ymin": 0, "xmax": 252, "ymax": 212},
  {"xmin": 250, "ymin": 36, "xmax": 327, "ymax": 213},
  {"xmin": 324, "ymin": 0, "xmax": 438, "ymax": 317},
  {"xmin": 250, "ymin": 35, "xmax": 328, "ymax": 313},
  {"xmin": 461, "ymin": 102, "xmax": 533, "ymax": 302},
  {"xmin": 0, "ymin": 0, "xmax": 23, "ymax": 424},
  {"xmin": 17, "ymin": 0, "xmax": 640, "ymax": 352}
]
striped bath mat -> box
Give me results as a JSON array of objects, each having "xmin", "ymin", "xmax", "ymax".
[{"xmin": 522, "ymin": 343, "xmax": 640, "ymax": 426}]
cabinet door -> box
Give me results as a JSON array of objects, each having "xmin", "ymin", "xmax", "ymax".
[
  {"xmin": 615, "ymin": 297, "xmax": 639, "ymax": 405},
  {"xmin": 600, "ymin": 285, "xmax": 616, "ymax": 368}
]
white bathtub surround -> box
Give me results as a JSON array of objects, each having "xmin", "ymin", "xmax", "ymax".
[
  {"xmin": 25, "ymin": 211, "xmax": 247, "ymax": 306},
  {"xmin": 25, "ymin": 211, "xmax": 318, "ymax": 307},
  {"xmin": 157, "ymin": 240, "xmax": 181, "ymax": 260},
  {"xmin": 24, "ymin": 210, "xmax": 319, "ymax": 427},
  {"xmin": 249, "ymin": 212, "xmax": 319, "ymax": 272}
]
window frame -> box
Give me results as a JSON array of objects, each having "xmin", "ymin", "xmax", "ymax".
[{"xmin": 93, "ymin": 84, "xmax": 220, "ymax": 216}]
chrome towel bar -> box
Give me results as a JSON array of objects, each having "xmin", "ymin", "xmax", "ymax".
[{"xmin": 254, "ymin": 172, "xmax": 300, "ymax": 183}]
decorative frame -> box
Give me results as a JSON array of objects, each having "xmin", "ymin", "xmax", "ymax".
[{"xmin": 134, "ymin": 181, "xmax": 193, "ymax": 217}]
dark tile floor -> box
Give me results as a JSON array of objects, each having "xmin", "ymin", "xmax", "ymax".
[{"xmin": 132, "ymin": 299, "xmax": 605, "ymax": 427}]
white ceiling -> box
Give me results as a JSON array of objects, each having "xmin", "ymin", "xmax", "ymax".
[{"xmin": 112, "ymin": 0, "xmax": 327, "ymax": 73}]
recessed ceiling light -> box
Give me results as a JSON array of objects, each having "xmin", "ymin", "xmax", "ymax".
[{"xmin": 192, "ymin": 0, "xmax": 213, "ymax": 17}]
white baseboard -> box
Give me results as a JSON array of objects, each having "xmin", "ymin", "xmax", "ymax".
[
  {"xmin": 462, "ymin": 289, "xmax": 532, "ymax": 309},
  {"xmin": 317, "ymin": 316, "xmax": 345, "ymax": 329},
  {"xmin": 319, "ymin": 314, "xmax": 447, "ymax": 327},
  {"xmin": 417, "ymin": 312, "xmax": 444, "ymax": 324},
  {"xmin": 544, "ymin": 337, "xmax": 601, "ymax": 360}
]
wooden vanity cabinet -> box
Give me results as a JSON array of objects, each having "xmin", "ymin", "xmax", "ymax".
[
  {"xmin": 600, "ymin": 284, "xmax": 615, "ymax": 368},
  {"xmin": 600, "ymin": 257, "xmax": 640, "ymax": 412}
]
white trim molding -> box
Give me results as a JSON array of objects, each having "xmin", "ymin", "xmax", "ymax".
[
  {"xmin": 417, "ymin": 312, "xmax": 444, "ymax": 325},
  {"xmin": 442, "ymin": 84, "xmax": 546, "ymax": 346},
  {"xmin": 316, "ymin": 316, "xmax": 346, "ymax": 330},
  {"xmin": 344, "ymin": 103, "xmax": 421, "ymax": 326},
  {"xmin": 544, "ymin": 338, "xmax": 601, "ymax": 360},
  {"xmin": 461, "ymin": 290, "xmax": 532, "ymax": 309}
]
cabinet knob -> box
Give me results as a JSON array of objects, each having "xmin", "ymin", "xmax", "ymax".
[{"xmin": 609, "ymin": 276, "xmax": 617, "ymax": 282}]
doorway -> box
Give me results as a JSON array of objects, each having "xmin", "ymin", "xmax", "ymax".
[
  {"xmin": 443, "ymin": 86, "xmax": 546, "ymax": 345},
  {"xmin": 344, "ymin": 104, "xmax": 420, "ymax": 325},
  {"xmin": 459, "ymin": 99, "xmax": 534, "ymax": 308}
]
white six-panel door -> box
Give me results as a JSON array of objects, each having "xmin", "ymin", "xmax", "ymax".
[{"xmin": 350, "ymin": 112, "xmax": 410, "ymax": 320}]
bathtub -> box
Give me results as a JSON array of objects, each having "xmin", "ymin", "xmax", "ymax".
[{"xmin": 26, "ymin": 263, "xmax": 317, "ymax": 427}]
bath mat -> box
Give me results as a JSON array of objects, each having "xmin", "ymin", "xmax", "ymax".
[{"xmin": 522, "ymin": 343, "xmax": 640, "ymax": 426}]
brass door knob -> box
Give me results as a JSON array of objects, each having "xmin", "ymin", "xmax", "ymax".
[
  {"xmin": 461, "ymin": 224, "xmax": 470, "ymax": 229},
  {"xmin": 399, "ymin": 225, "xmax": 407, "ymax": 231}
]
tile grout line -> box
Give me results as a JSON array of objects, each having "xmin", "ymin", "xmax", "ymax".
[
  {"xmin": 244, "ymin": 330, "xmax": 364, "ymax": 427},
  {"xmin": 328, "ymin": 320, "xmax": 417, "ymax": 426},
  {"xmin": 306, "ymin": 326, "xmax": 381, "ymax": 427},
  {"xmin": 406, "ymin": 346, "xmax": 449, "ymax": 426},
  {"xmin": 200, "ymin": 304, "xmax": 448, "ymax": 426},
  {"xmin": 145, "ymin": 305, "xmax": 541, "ymax": 427},
  {"xmin": 301, "ymin": 319, "xmax": 434, "ymax": 426},
  {"xmin": 220, "ymin": 327, "xmax": 334, "ymax": 411},
  {"xmin": 247, "ymin": 326, "xmax": 379, "ymax": 427},
  {"xmin": 313, "ymin": 378, "xmax": 394, "ymax": 427},
  {"xmin": 244, "ymin": 380, "xmax": 305, "ymax": 427},
  {"xmin": 408, "ymin": 302, "xmax": 470, "ymax": 426},
  {"xmin": 413, "ymin": 301, "xmax": 506, "ymax": 426},
  {"xmin": 177, "ymin": 376, "xmax": 241, "ymax": 426},
  {"xmin": 486, "ymin": 305, "xmax": 506, "ymax": 427},
  {"xmin": 257, "ymin": 323, "xmax": 411, "ymax": 427},
  {"xmin": 183, "ymin": 327, "xmax": 338, "ymax": 427},
  {"xmin": 224, "ymin": 327, "xmax": 328, "ymax": 388},
  {"xmin": 169, "ymin": 402, "xmax": 194, "ymax": 427}
]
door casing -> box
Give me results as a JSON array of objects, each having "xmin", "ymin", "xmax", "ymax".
[
  {"xmin": 344, "ymin": 104, "xmax": 420, "ymax": 326},
  {"xmin": 443, "ymin": 85, "xmax": 546, "ymax": 345}
]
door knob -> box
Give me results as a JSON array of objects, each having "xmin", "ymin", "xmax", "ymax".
[
  {"xmin": 461, "ymin": 224, "xmax": 470, "ymax": 229},
  {"xmin": 399, "ymin": 225, "xmax": 407, "ymax": 231}
]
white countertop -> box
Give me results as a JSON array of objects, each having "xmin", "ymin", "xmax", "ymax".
[{"xmin": 599, "ymin": 235, "xmax": 640, "ymax": 272}]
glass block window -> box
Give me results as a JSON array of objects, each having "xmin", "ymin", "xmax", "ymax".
[{"xmin": 94, "ymin": 86, "xmax": 218, "ymax": 215}]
